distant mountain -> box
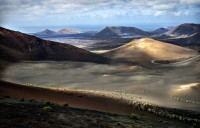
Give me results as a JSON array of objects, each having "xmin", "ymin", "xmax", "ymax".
[
  {"xmin": 151, "ymin": 27, "xmax": 168, "ymax": 35},
  {"xmin": 159, "ymin": 32, "xmax": 200, "ymax": 51},
  {"xmin": 166, "ymin": 26, "xmax": 175, "ymax": 30},
  {"xmin": 57, "ymin": 28, "xmax": 81, "ymax": 34},
  {"xmin": 33, "ymin": 28, "xmax": 96, "ymax": 38},
  {"xmin": 165, "ymin": 23, "xmax": 200, "ymax": 36},
  {"xmin": 0, "ymin": 27, "xmax": 109, "ymax": 66},
  {"xmin": 94, "ymin": 27, "xmax": 120, "ymax": 38},
  {"xmin": 103, "ymin": 38, "xmax": 198, "ymax": 64},
  {"xmin": 34, "ymin": 29, "xmax": 57, "ymax": 36},
  {"xmin": 94, "ymin": 26, "xmax": 149, "ymax": 38}
]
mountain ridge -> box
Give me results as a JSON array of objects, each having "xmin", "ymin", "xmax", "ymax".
[
  {"xmin": 151, "ymin": 27, "xmax": 168, "ymax": 35},
  {"xmin": 33, "ymin": 28, "xmax": 81, "ymax": 37},
  {"xmin": 57, "ymin": 28, "xmax": 81, "ymax": 34},
  {"xmin": 94, "ymin": 26, "xmax": 150, "ymax": 38},
  {"xmin": 165, "ymin": 23, "xmax": 200, "ymax": 36}
]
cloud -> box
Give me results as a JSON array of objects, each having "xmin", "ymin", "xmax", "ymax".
[
  {"xmin": 180, "ymin": 0, "xmax": 200, "ymax": 4},
  {"xmin": 0, "ymin": 0, "xmax": 199, "ymax": 29},
  {"xmin": 0, "ymin": 0, "xmax": 200, "ymax": 17}
]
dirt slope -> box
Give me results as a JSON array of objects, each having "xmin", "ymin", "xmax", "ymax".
[{"xmin": 103, "ymin": 38, "xmax": 198, "ymax": 64}]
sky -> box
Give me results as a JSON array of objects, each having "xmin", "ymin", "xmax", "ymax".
[{"xmin": 0, "ymin": 0, "xmax": 200, "ymax": 33}]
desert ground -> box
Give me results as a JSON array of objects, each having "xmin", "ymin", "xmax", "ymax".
[
  {"xmin": 1, "ymin": 57, "xmax": 200, "ymax": 110},
  {"xmin": 0, "ymin": 80, "xmax": 200, "ymax": 128}
]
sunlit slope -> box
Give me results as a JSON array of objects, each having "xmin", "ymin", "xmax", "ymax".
[
  {"xmin": 103, "ymin": 38, "xmax": 198, "ymax": 63},
  {"xmin": 172, "ymin": 83, "xmax": 200, "ymax": 102}
]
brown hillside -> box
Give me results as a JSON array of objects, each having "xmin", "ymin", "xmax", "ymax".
[
  {"xmin": 0, "ymin": 27, "xmax": 109, "ymax": 66},
  {"xmin": 103, "ymin": 38, "xmax": 198, "ymax": 64}
]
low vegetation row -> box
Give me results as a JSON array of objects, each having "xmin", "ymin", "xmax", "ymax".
[
  {"xmin": 127, "ymin": 100, "xmax": 200, "ymax": 124},
  {"xmin": 1, "ymin": 94, "xmax": 200, "ymax": 125}
]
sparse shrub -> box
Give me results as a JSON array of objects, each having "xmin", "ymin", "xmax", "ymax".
[
  {"xmin": 148, "ymin": 108, "xmax": 152, "ymax": 112},
  {"xmin": 116, "ymin": 122, "xmax": 121, "ymax": 126},
  {"xmin": 130, "ymin": 113, "xmax": 139, "ymax": 120},
  {"xmin": 129, "ymin": 103, "xmax": 133, "ymax": 107},
  {"xmin": 63, "ymin": 103, "xmax": 68, "ymax": 107},
  {"xmin": 192, "ymin": 123, "xmax": 198, "ymax": 128},
  {"xmin": 45, "ymin": 101, "xmax": 52, "ymax": 106},
  {"xmin": 26, "ymin": 83, "xmax": 33, "ymax": 86},
  {"xmin": 4, "ymin": 96, "xmax": 10, "ymax": 98},
  {"xmin": 111, "ymin": 113, "xmax": 117, "ymax": 116},
  {"xmin": 29, "ymin": 99, "xmax": 35, "ymax": 102},
  {"xmin": 20, "ymin": 98, "xmax": 24, "ymax": 102},
  {"xmin": 42, "ymin": 105, "xmax": 53, "ymax": 112},
  {"xmin": 161, "ymin": 121, "xmax": 168, "ymax": 124},
  {"xmin": 0, "ymin": 99, "xmax": 6, "ymax": 103},
  {"xmin": 78, "ymin": 95, "xmax": 83, "ymax": 98}
]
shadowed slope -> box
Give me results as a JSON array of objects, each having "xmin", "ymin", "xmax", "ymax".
[{"xmin": 0, "ymin": 27, "xmax": 109, "ymax": 67}]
